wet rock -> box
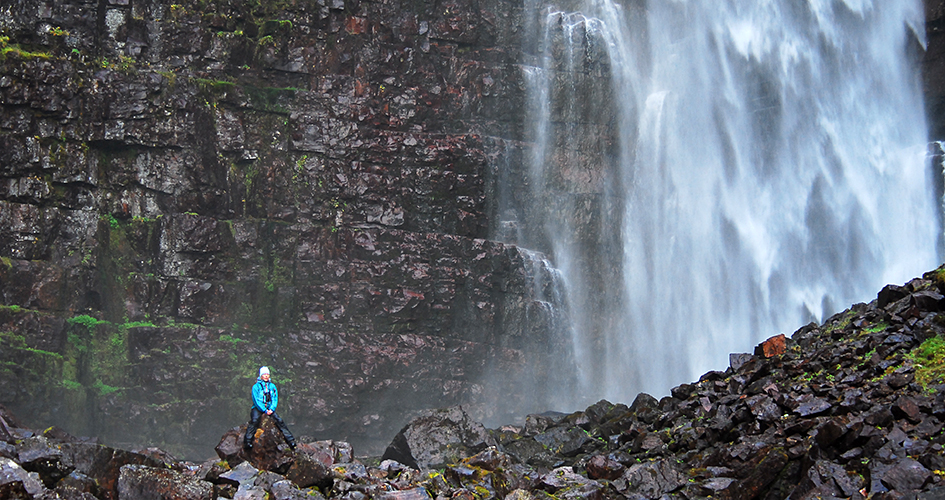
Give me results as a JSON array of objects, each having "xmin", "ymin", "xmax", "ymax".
[
  {"xmin": 878, "ymin": 284, "xmax": 911, "ymax": 308},
  {"xmin": 533, "ymin": 426, "xmax": 594, "ymax": 457},
  {"xmin": 880, "ymin": 458, "xmax": 932, "ymax": 492},
  {"xmin": 381, "ymin": 406, "xmax": 496, "ymax": 470},
  {"xmin": 16, "ymin": 435, "xmax": 72, "ymax": 487},
  {"xmin": 584, "ymin": 454, "xmax": 624, "ymax": 480},
  {"xmin": 214, "ymin": 426, "xmax": 246, "ymax": 465},
  {"xmin": 243, "ymin": 417, "xmax": 295, "ymax": 474},
  {"xmin": 0, "ymin": 457, "xmax": 45, "ymax": 498},
  {"xmin": 374, "ymin": 486, "xmax": 433, "ymax": 500},
  {"xmin": 117, "ymin": 464, "xmax": 213, "ymax": 500},
  {"xmin": 285, "ymin": 452, "xmax": 333, "ymax": 489},
  {"xmin": 754, "ymin": 334, "xmax": 787, "ymax": 358},
  {"xmin": 219, "ymin": 461, "xmax": 259, "ymax": 488},
  {"xmin": 464, "ymin": 447, "xmax": 513, "ymax": 471},
  {"xmin": 616, "ymin": 459, "xmax": 684, "ymax": 498}
]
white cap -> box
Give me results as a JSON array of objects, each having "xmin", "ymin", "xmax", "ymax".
[{"xmin": 259, "ymin": 366, "xmax": 270, "ymax": 377}]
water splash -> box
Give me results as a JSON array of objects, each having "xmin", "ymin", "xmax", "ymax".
[{"xmin": 508, "ymin": 0, "xmax": 940, "ymax": 406}]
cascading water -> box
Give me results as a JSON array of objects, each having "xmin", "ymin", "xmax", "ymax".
[{"xmin": 501, "ymin": 0, "xmax": 942, "ymax": 408}]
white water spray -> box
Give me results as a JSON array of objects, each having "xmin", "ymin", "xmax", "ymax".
[{"xmin": 510, "ymin": 0, "xmax": 940, "ymax": 406}]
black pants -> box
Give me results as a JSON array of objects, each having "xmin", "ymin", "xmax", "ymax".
[{"xmin": 244, "ymin": 407, "xmax": 295, "ymax": 447}]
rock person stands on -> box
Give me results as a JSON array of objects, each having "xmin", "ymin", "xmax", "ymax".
[{"xmin": 244, "ymin": 366, "xmax": 296, "ymax": 450}]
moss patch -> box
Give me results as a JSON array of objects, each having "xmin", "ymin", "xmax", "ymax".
[{"xmin": 909, "ymin": 335, "xmax": 945, "ymax": 391}]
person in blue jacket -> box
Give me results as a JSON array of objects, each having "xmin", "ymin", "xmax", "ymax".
[{"xmin": 243, "ymin": 366, "xmax": 296, "ymax": 450}]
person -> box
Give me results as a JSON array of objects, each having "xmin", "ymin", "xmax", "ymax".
[{"xmin": 244, "ymin": 366, "xmax": 296, "ymax": 450}]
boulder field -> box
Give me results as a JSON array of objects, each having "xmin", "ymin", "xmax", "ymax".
[{"xmin": 2, "ymin": 267, "xmax": 945, "ymax": 499}]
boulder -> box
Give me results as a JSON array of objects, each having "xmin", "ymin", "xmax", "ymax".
[
  {"xmin": 616, "ymin": 459, "xmax": 684, "ymax": 498},
  {"xmin": 215, "ymin": 426, "xmax": 246, "ymax": 465},
  {"xmin": 584, "ymin": 454, "xmax": 625, "ymax": 480},
  {"xmin": 15, "ymin": 435, "xmax": 73, "ymax": 487},
  {"xmin": 754, "ymin": 334, "xmax": 787, "ymax": 358},
  {"xmin": 243, "ymin": 418, "xmax": 294, "ymax": 473},
  {"xmin": 0, "ymin": 457, "xmax": 45, "ymax": 498},
  {"xmin": 381, "ymin": 406, "xmax": 496, "ymax": 470},
  {"xmin": 117, "ymin": 464, "xmax": 214, "ymax": 500},
  {"xmin": 284, "ymin": 452, "xmax": 333, "ymax": 489}
]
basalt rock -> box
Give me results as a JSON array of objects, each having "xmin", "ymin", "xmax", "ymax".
[
  {"xmin": 380, "ymin": 405, "xmax": 496, "ymax": 470},
  {"xmin": 0, "ymin": 0, "xmax": 566, "ymax": 462}
]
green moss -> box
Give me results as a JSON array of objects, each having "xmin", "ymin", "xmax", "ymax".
[
  {"xmin": 908, "ymin": 335, "xmax": 945, "ymax": 391},
  {"xmin": 862, "ymin": 322, "xmax": 888, "ymax": 334},
  {"xmin": 823, "ymin": 309, "xmax": 856, "ymax": 335},
  {"xmin": 92, "ymin": 380, "xmax": 122, "ymax": 396},
  {"xmin": 67, "ymin": 314, "xmax": 109, "ymax": 330},
  {"xmin": 0, "ymin": 304, "xmax": 22, "ymax": 313},
  {"xmin": 196, "ymin": 77, "xmax": 237, "ymax": 92},
  {"xmin": 0, "ymin": 331, "xmax": 28, "ymax": 348},
  {"xmin": 101, "ymin": 214, "xmax": 120, "ymax": 229},
  {"xmin": 220, "ymin": 334, "xmax": 248, "ymax": 345},
  {"xmin": 62, "ymin": 379, "xmax": 83, "ymax": 391},
  {"xmin": 122, "ymin": 321, "xmax": 157, "ymax": 329},
  {"xmin": 243, "ymin": 84, "xmax": 296, "ymax": 114},
  {"xmin": 0, "ymin": 36, "xmax": 51, "ymax": 61}
]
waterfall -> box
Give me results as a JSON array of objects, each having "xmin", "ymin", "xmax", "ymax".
[{"xmin": 504, "ymin": 0, "xmax": 941, "ymax": 407}]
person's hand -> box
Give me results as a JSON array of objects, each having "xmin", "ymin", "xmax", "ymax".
[{"xmin": 267, "ymin": 410, "xmax": 273, "ymax": 415}]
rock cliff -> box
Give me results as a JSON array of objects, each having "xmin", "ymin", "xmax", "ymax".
[{"xmin": 0, "ymin": 0, "xmax": 569, "ymax": 459}]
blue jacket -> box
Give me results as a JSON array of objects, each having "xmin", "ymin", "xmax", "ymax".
[{"xmin": 252, "ymin": 378, "xmax": 278, "ymax": 412}]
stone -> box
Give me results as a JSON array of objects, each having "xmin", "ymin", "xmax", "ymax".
[
  {"xmin": 463, "ymin": 447, "xmax": 512, "ymax": 471},
  {"xmin": 380, "ymin": 406, "xmax": 496, "ymax": 470},
  {"xmin": 793, "ymin": 395, "xmax": 832, "ymax": 417},
  {"xmin": 754, "ymin": 334, "xmax": 787, "ymax": 358},
  {"xmin": 0, "ymin": 457, "xmax": 45, "ymax": 498},
  {"xmin": 746, "ymin": 395, "xmax": 782, "ymax": 423},
  {"xmin": 219, "ymin": 461, "xmax": 260, "ymax": 488},
  {"xmin": 617, "ymin": 460, "xmax": 684, "ymax": 498},
  {"xmin": 729, "ymin": 353, "xmax": 754, "ymax": 372},
  {"xmin": 878, "ymin": 285, "xmax": 910, "ymax": 308},
  {"xmin": 880, "ymin": 458, "xmax": 932, "ymax": 492},
  {"xmin": 584, "ymin": 454, "xmax": 625, "ymax": 481},
  {"xmin": 284, "ymin": 452, "xmax": 333, "ymax": 489},
  {"xmin": 374, "ymin": 486, "xmax": 433, "ymax": 500},
  {"xmin": 215, "ymin": 426, "xmax": 247, "ymax": 465}
]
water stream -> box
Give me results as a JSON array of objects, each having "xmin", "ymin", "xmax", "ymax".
[{"xmin": 501, "ymin": 0, "xmax": 941, "ymax": 407}]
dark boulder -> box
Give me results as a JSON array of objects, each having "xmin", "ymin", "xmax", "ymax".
[
  {"xmin": 0, "ymin": 457, "xmax": 45, "ymax": 498},
  {"xmin": 381, "ymin": 406, "xmax": 496, "ymax": 470},
  {"xmin": 117, "ymin": 464, "xmax": 214, "ymax": 500},
  {"xmin": 615, "ymin": 459, "xmax": 684, "ymax": 498},
  {"xmin": 584, "ymin": 454, "xmax": 625, "ymax": 481},
  {"xmin": 285, "ymin": 451, "xmax": 333, "ymax": 489},
  {"xmin": 878, "ymin": 284, "xmax": 910, "ymax": 308},
  {"xmin": 214, "ymin": 425, "xmax": 245, "ymax": 465}
]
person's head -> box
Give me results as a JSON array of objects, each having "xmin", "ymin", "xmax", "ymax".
[{"xmin": 259, "ymin": 366, "xmax": 270, "ymax": 381}]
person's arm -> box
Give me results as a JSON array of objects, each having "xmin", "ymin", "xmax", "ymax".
[
  {"xmin": 252, "ymin": 382, "xmax": 265, "ymax": 411},
  {"xmin": 270, "ymin": 383, "xmax": 278, "ymax": 412}
]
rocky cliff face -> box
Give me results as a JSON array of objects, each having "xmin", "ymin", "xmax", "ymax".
[
  {"xmin": 1, "ymin": 0, "xmax": 944, "ymax": 463},
  {"xmin": 0, "ymin": 0, "xmax": 572, "ymax": 459},
  {"xmin": 927, "ymin": 0, "xmax": 945, "ymax": 140}
]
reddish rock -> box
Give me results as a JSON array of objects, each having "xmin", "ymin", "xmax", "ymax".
[{"xmin": 755, "ymin": 334, "xmax": 787, "ymax": 358}]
